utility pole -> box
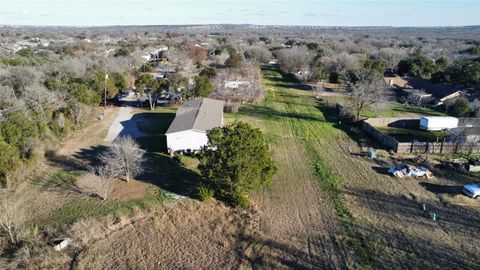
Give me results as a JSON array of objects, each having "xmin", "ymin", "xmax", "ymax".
[{"xmin": 104, "ymin": 73, "xmax": 108, "ymax": 110}]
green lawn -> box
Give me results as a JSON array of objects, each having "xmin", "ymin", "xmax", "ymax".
[
  {"xmin": 376, "ymin": 126, "xmax": 446, "ymax": 142},
  {"xmin": 361, "ymin": 102, "xmax": 447, "ymax": 118},
  {"xmin": 227, "ymin": 69, "xmax": 377, "ymax": 268}
]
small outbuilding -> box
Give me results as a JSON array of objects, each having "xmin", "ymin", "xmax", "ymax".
[
  {"xmin": 166, "ymin": 98, "xmax": 224, "ymax": 153},
  {"xmin": 419, "ymin": 116, "xmax": 458, "ymax": 131}
]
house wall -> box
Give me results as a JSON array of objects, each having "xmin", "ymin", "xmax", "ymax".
[{"xmin": 166, "ymin": 130, "xmax": 209, "ymax": 152}]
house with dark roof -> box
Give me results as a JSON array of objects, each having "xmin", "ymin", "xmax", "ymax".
[
  {"xmin": 386, "ymin": 75, "xmax": 464, "ymax": 106},
  {"xmin": 165, "ymin": 98, "xmax": 224, "ymax": 153}
]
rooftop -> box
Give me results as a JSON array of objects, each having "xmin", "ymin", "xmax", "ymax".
[
  {"xmin": 405, "ymin": 77, "xmax": 461, "ymax": 100},
  {"xmin": 166, "ymin": 98, "xmax": 224, "ymax": 134}
]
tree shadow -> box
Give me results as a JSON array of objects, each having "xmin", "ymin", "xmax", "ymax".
[
  {"xmin": 419, "ymin": 182, "xmax": 464, "ymax": 195},
  {"xmin": 269, "ymin": 83, "xmax": 313, "ymax": 91},
  {"xmin": 238, "ymin": 104, "xmax": 325, "ymax": 122},
  {"xmin": 371, "ymin": 166, "xmax": 391, "ymax": 175},
  {"xmin": 237, "ymin": 233, "xmax": 340, "ymax": 270},
  {"xmin": 346, "ymin": 187, "xmax": 480, "ymax": 235},
  {"xmin": 44, "ymin": 150, "xmax": 85, "ymax": 171},
  {"xmin": 136, "ymin": 152, "xmax": 201, "ymax": 197},
  {"xmin": 72, "ymin": 145, "xmax": 109, "ymax": 167}
]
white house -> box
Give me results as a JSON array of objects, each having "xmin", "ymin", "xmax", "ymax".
[{"xmin": 166, "ymin": 98, "xmax": 224, "ymax": 153}]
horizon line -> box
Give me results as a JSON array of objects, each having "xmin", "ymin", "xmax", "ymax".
[{"xmin": 1, "ymin": 23, "xmax": 480, "ymax": 29}]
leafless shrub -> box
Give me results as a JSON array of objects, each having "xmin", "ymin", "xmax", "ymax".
[
  {"xmin": 0, "ymin": 66, "xmax": 41, "ymax": 94},
  {"xmin": 0, "ymin": 195, "xmax": 28, "ymax": 244},
  {"xmin": 76, "ymin": 169, "xmax": 114, "ymax": 201},
  {"xmin": 448, "ymin": 128, "xmax": 480, "ymax": 156},
  {"xmin": 58, "ymin": 56, "xmax": 88, "ymax": 77}
]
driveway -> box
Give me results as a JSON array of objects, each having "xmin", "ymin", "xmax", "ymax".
[{"xmin": 105, "ymin": 106, "xmax": 146, "ymax": 143}]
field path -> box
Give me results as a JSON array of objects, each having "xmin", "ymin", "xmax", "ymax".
[{"xmin": 227, "ymin": 70, "xmax": 359, "ymax": 269}]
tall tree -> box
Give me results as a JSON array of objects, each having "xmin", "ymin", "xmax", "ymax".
[
  {"xmin": 193, "ymin": 76, "xmax": 214, "ymax": 97},
  {"xmin": 345, "ymin": 70, "xmax": 386, "ymax": 121}
]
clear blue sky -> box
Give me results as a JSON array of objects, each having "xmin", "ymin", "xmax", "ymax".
[{"xmin": 0, "ymin": 0, "xmax": 479, "ymax": 27}]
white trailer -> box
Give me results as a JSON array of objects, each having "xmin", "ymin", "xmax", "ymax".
[{"xmin": 419, "ymin": 116, "xmax": 458, "ymax": 131}]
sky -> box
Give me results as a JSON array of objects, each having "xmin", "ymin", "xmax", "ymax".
[{"xmin": 0, "ymin": 0, "xmax": 479, "ymax": 27}]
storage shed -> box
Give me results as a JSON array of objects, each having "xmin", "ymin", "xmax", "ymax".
[{"xmin": 419, "ymin": 116, "xmax": 458, "ymax": 131}]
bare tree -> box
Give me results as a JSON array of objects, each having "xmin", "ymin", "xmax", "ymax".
[
  {"xmin": 378, "ymin": 48, "xmax": 407, "ymax": 73},
  {"xmin": 212, "ymin": 61, "xmax": 263, "ymax": 103},
  {"xmin": 244, "ymin": 46, "xmax": 272, "ymax": 64},
  {"xmin": 100, "ymin": 136, "xmax": 145, "ymax": 182},
  {"xmin": 448, "ymin": 128, "xmax": 480, "ymax": 156},
  {"xmin": 0, "ymin": 195, "xmax": 27, "ymax": 244},
  {"xmin": 345, "ymin": 70, "xmax": 386, "ymax": 121},
  {"xmin": 276, "ymin": 46, "xmax": 313, "ymax": 74}
]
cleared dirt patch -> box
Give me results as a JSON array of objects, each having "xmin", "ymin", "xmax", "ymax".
[{"xmin": 75, "ymin": 200, "xmax": 258, "ymax": 270}]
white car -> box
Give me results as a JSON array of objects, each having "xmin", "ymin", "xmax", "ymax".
[{"xmin": 463, "ymin": 185, "xmax": 480, "ymax": 199}]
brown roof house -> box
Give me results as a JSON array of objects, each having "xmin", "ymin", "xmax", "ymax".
[{"xmin": 166, "ymin": 98, "xmax": 224, "ymax": 153}]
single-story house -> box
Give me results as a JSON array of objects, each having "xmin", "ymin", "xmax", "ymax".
[
  {"xmin": 165, "ymin": 98, "xmax": 224, "ymax": 153},
  {"xmin": 405, "ymin": 77, "xmax": 463, "ymax": 106},
  {"xmin": 386, "ymin": 76, "xmax": 464, "ymax": 106}
]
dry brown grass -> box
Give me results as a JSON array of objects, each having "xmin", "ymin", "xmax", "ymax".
[{"xmin": 72, "ymin": 200, "xmax": 258, "ymax": 270}]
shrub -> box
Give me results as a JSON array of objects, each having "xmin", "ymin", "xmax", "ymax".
[
  {"xmin": 451, "ymin": 98, "xmax": 472, "ymax": 117},
  {"xmin": 197, "ymin": 185, "xmax": 214, "ymax": 201},
  {"xmin": 232, "ymin": 191, "xmax": 250, "ymax": 209},
  {"xmin": 198, "ymin": 122, "xmax": 277, "ymax": 205}
]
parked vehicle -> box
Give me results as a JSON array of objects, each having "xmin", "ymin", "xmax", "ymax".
[
  {"xmin": 463, "ymin": 185, "xmax": 480, "ymax": 199},
  {"xmin": 419, "ymin": 116, "xmax": 458, "ymax": 131}
]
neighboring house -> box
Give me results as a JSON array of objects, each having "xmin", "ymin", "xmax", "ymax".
[
  {"xmin": 405, "ymin": 77, "xmax": 463, "ymax": 106},
  {"xmin": 386, "ymin": 75, "xmax": 464, "ymax": 106},
  {"xmin": 165, "ymin": 98, "xmax": 224, "ymax": 153},
  {"xmin": 384, "ymin": 76, "xmax": 409, "ymax": 88}
]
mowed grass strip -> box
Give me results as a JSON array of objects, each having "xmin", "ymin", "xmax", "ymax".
[
  {"xmin": 44, "ymin": 185, "xmax": 169, "ymax": 226},
  {"xmin": 237, "ymin": 69, "xmax": 377, "ymax": 268}
]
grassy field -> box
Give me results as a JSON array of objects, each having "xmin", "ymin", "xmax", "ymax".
[
  {"xmin": 4, "ymin": 70, "xmax": 479, "ymax": 269},
  {"xmin": 377, "ymin": 126, "xmax": 446, "ymax": 142},
  {"xmin": 225, "ymin": 69, "xmax": 480, "ymax": 269},
  {"xmin": 361, "ymin": 102, "xmax": 447, "ymax": 118}
]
